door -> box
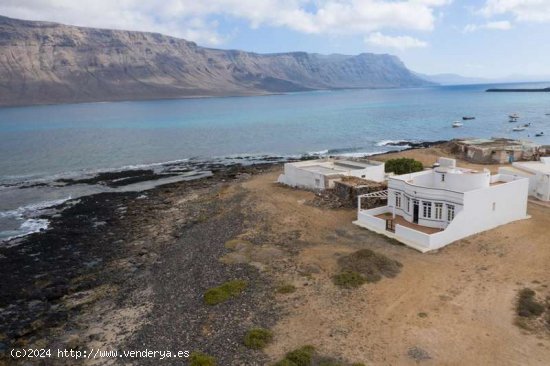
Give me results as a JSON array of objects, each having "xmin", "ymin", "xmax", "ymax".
[{"xmin": 413, "ymin": 201, "xmax": 419, "ymax": 224}]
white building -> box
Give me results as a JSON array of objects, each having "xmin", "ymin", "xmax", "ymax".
[
  {"xmin": 498, "ymin": 157, "xmax": 550, "ymax": 201},
  {"xmin": 354, "ymin": 158, "xmax": 530, "ymax": 252},
  {"xmin": 278, "ymin": 159, "xmax": 385, "ymax": 190}
]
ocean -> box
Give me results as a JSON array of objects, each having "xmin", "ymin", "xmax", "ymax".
[{"xmin": 1, "ymin": 82, "xmax": 549, "ymax": 240}]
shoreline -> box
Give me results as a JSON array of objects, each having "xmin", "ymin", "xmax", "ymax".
[
  {"xmin": 0, "ymin": 140, "xmax": 445, "ymax": 242},
  {"xmin": 0, "ymin": 162, "xmax": 281, "ymax": 365}
]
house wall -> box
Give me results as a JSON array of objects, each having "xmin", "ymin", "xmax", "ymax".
[
  {"xmin": 428, "ymin": 175, "xmax": 529, "ymax": 250},
  {"xmin": 533, "ymin": 173, "xmax": 550, "ymax": 201},
  {"xmin": 278, "ymin": 163, "xmax": 328, "ymax": 189},
  {"xmin": 346, "ymin": 162, "xmax": 385, "ymax": 183},
  {"xmin": 388, "ymin": 177, "xmax": 464, "ymax": 229},
  {"xmin": 500, "ymin": 166, "xmax": 550, "ymax": 201},
  {"xmin": 429, "ymin": 169, "xmax": 490, "ymax": 191}
]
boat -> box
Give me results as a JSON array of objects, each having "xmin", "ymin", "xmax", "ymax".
[
  {"xmin": 462, "ymin": 116, "xmax": 475, "ymax": 120},
  {"xmin": 452, "ymin": 121, "xmax": 463, "ymax": 128},
  {"xmin": 509, "ymin": 113, "xmax": 519, "ymax": 122},
  {"xmin": 512, "ymin": 126, "xmax": 526, "ymax": 132},
  {"xmin": 535, "ymin": 132, "xmax": 544, "ymax": 137}
]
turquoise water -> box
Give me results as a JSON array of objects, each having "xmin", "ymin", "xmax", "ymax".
[
  {"xmin": 1, "ymin": 83, "xmax": 549, "ymax": 241},
  {"xmin": 1, "ymin": 83, "xmax": 549, "ymax": 183}
]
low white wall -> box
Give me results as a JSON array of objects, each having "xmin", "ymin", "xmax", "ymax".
[
  {"xmin": 394, "ymin": 225, "xmax": 432, "ymax": 251},
  {"xmin": 356, "ymin": 210, "xmax": 387, "ymax": 232}
]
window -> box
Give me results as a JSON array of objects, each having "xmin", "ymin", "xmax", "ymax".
[
  {"xmin": 395, "ymin": 192, "xmax": 402, "ymax": 208},
  {"xmin": 434, "ymin": 203, "xmax": 443, "ymax": 220},
  {"xmin": 406, "ymin": 196, "xmax": 411, "ymax": 212},
  {"xmin": 441, "ymin": 173, "xmax": 446, "ymax": 182},
  {"xmin": 422, "ymin": 201, "xmax": 432, "ymax": 218},
  {"xmin": 492, "ymin": 202, "xmax": 496, "ymax": 211},
  {"xmin": 447, "ymin": 204, "xmax": 455, "ymax": 221},
  {"xmin": 315, "ymin": 178, "xmax": 320, "ymax": 187}
]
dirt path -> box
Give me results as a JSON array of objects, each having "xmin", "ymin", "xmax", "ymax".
[{"xmin": 241, "ymin": 170, "xmax": 550, "ymax": 365}]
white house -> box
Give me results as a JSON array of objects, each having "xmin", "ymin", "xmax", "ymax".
[
  {"xmin": 354, "ymin": 157, "xmax": 530, "ymax": 252},
  {"xmin": 278, "ymin": 159, "xmax": 385, "ymax": 190},
  {"xmin": 498, "ymin": 157, "xmax": 550, "ymax": 201}
]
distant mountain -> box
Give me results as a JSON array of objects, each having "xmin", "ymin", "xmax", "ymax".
[
  {"xmin": 416, "ymin": 73, "xmax": 490, "ymax": 85},
  {"xmin": 0, "ymin": 16, "xmax": 433, "ymax": 106},
  {"xmin": 418, "ymin": 72, "xmax": 550, "ymax": 86}
]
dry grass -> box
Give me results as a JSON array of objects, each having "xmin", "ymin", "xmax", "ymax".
[{"xmin": 337, "ymin": 249, "xmax": 402, "ymax": 283}]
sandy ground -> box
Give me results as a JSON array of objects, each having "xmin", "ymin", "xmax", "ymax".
[{"xmin": 235, "ymin": 156, "xmax": 550, "ymax": 365}]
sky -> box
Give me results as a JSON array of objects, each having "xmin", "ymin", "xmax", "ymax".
[{"xmin": 1, "ymin": 0, "xmax": 550, "ymax": 78}]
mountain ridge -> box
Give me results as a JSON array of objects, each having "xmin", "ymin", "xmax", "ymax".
[{"xmin": 0, "ymin": 15, "xmax": 434, "ymax": 106}]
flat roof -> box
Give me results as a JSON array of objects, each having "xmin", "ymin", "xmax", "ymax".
[
  {"xmin": 514, "ymin": 161, "xmax": 550, "ymax": 174},
  {"xmin": 301, "ymin": 164, "xmax": 349, "ymax": 175}
]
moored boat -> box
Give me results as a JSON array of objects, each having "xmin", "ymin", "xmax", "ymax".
[
  {"xmin": 512, "ymin": 126, "xmax": 526, "ymax": 132},
  {"xmin": 452, "ymin": 121, "xmax": 463, "ymax": 128},
  {"xmin": 462, "ymin": 116, "xmax": 475, "ymax": 120}
]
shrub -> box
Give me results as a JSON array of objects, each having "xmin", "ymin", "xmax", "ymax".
[
  {"xmin": 204, "ymin": 280, "xmax": 247, "ymax": 305},
  {"xmin": 332, "ymin": 271, "xmax": 366, "ymax": 289},
  {"xmin": 273, "ymin": 346, "xmax": 364, "ymax": 366},
  {"xmin": 384, "ymin": 158, "xmax": 423, "ymax": 175},
  {"xmin": 517, "ymin": 288, "xmax": 545, "ymax": 317},
  {"xmin": 273, "ymin": 360, "xmax": 297, "ymax": 366},
  {"xmin": 244, "ymin": 328, "xmax": 273, "ymax": 349},
  {"xmin": 337, "ymin": 249, "xmax": 402, "ymax": 283},
  {"xmin": 277, "ymin": 284, "xmax": 297, "ymax": 294},
  {"xmin": 285, "ymin": 345, "xmax": 315, "ymax": 366},
  {"xmin": 189, "ymin": 352, "xmax": 216, "ymax": 366}
]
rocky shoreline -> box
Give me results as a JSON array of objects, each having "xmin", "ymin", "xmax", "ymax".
[{"xmin": 0, "ymin": 163, "xmax": 280, "ymax": 365}]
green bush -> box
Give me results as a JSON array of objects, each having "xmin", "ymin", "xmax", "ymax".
[
  {"xmin": 332, "ymin": 271, "xmax": 367, "ymax": 289},
  {"xmin": 273, "ymin": 359, "xmax": 297, "ymax": 366},
  {"xmin": 277, "ymin": 284, "xmax": 297, "ymax": 294},
  {"xmin": 285, "ymin": 345, "xmax": 315, "ymax": 366},
  {"xmin": 189, "ymin": 352, "xmax": 216, "ymax": 366},
  {"xmin": 517, "ymin": 288, "xmax": 545, "ymax": 317},
  {"xmin": 272, "ymin": 346, "xmax": 364, "ymax": 366},
  {"xmin": 244, "ymin": 328, "xmax": 273, "ymax": 349},
  {"xmin": 384, "ymin": 158, "xmax": 424, "ymax": 175},
  {"xmin": 204, "ymin": 280, "xmax": 247, "ymax": 305}
]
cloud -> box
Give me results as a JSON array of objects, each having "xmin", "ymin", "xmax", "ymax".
[
  {"xmin": 0, "ymin": 0, "xmax": 450, "ymax": 45},
  {"xmin": 480, "ymin": 0, "xmax": 550, "ymax": 23},
  {"xmin": 463, "ymin": 20, "xmax": 512, "ymax": 32},
  {"xmin": 364, "ymin": 32, "xmax": 428, "ymax": 50}
]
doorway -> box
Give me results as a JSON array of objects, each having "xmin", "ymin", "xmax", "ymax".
[{"xmin": 413, "ymin": 200, "xmax": 419, "ymax": 224}]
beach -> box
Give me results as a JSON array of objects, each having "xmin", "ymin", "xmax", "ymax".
[{"xmin": 1, "ymin": 144, "xmax": 549, "ymax": 365}]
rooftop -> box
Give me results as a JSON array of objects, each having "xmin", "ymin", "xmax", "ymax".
[
  {"xmin": 456, "ymin": 138, "xmax": 540, "ymax": 149},
  {"xmin": 513, "ymin": 161, "xmax": 550, "ymax": 175}
]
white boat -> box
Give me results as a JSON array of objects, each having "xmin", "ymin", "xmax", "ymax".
[
  {"xmin": 509, "ymin": 113, "xmax": 519, "ymax": 122},
  {"xmin": 512, "ymin": 126, "xmax": 526, "ymax": 132},
  {"xmin": 452, "ymin": 121, "xmax": 463, "ymax": 128}
]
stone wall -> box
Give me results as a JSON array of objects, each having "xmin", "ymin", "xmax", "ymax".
[{"xmin": 333, "ymin": 177, "xmax": 387, "ymax": 208}]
